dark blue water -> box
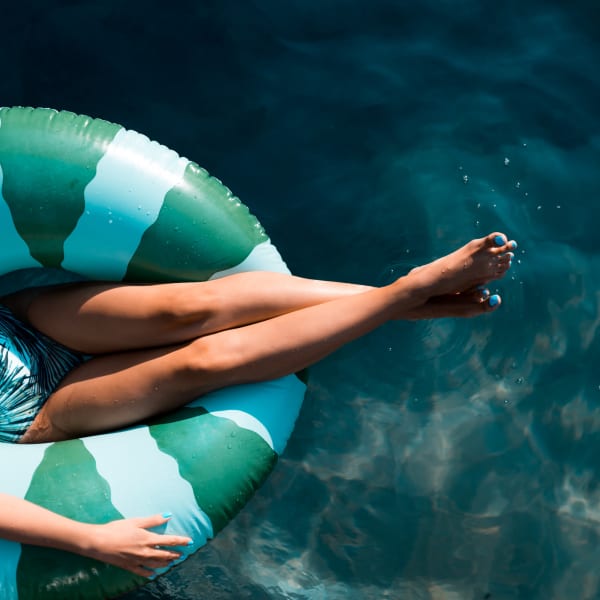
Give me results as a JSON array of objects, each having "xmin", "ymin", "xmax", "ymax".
[{"xmin": 3, "ymin": 1, "xmax": 600, "ymax": 598}]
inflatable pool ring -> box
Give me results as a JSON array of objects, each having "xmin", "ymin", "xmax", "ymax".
[{"xmin": 0, "ymin": 106, "xmax": 307, "ymax": 599}]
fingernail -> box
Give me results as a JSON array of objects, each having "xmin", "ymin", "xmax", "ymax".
[
  {"xmin": 507, "ymin": 252, "xmax": 515, "ymax": 260},
  {"xmin": 494, "ymin": 235, "xmax": 506, "ymax": 246},
  {"xmin": 510, "ymin": 240, "xmax": 517, "ymax": 249},
  {"xmin": 187, "ymin": 540, "xmax": 194, "ymax": 546},
  {"xmin": 162, "ymin": 512, "xmax": 172, "ymax": 519},
  {"xmin": 489, "ymin": 294, "xmax": 500, "ymax": 307},
  {"xmin": 480, "ymin": 288, "xmax": 490, "ymax": 299}
]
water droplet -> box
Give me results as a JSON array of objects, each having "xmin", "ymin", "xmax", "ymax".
[
  {"xmin": 462, "ymin": 175, "xmax": 469, "ymax": 184},
  {"xmin": 504, "ymin": 157, "xmax": 510, "ymax": 166},
  {"xmin": 108, "ymin": 219, "xmax": 113, "ymax": 224},
  {"xmin": 515, "ymin": 182, "xmax": 521, "ymax": 189},
  {"xmin": 515, "ymin": 377, "xmax": 524, "ymax": 384},
  {"xmin": 476, "ymin": 203, "xmax": 481, "ymax": 209},
  {"xmin": 556, "ymin": 205, "xmax": 561, "ymax": 209},
  {"xmin": 537, "ymin": 205, "xmax": 542, "ymax": 210}
]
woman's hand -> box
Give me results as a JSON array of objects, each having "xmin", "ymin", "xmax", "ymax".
[
  {"xmin": 83, "ymin": 514, "xmax": 192, "ymax": 578},
  {"xmin": 0, "ymin": 494, "xmax": 192, "ymax": 578}
]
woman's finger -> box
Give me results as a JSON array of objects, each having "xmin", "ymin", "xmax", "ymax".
[
  {"xmin": 140, "ymin": 555, "xmax": 179, "ymax": 569},
  {"xmin": 129, "ymin": 513, "xmax": 170, "ymax": 529},
  {"xmin": 147, "ymin": 548, "xmax": 181, "ymax": 562},
  {"xmin": 150, "ymin": 534, "xmax": 192, "ymax": 548},
  {"xmin": 127, "ymin": 564, "xmax": 155, "ymax": 578}
]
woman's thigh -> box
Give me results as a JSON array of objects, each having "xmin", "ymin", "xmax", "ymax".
[
  {"xmin": 19, "ymin": 338, "xmax": 219, "ymax": 443},
  {"xmin": 2, "ymin": 281, "xmax": 211, "ymax": 354}
]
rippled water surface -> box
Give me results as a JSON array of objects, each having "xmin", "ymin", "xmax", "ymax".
[{"xmin": 4, "ymin": 1, "xmax": 600, "ymax": 598}]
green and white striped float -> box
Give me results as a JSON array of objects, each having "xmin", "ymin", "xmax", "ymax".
[{"xmin": 0, "ymin": 106, "xmax": 306, "ymax": 599}]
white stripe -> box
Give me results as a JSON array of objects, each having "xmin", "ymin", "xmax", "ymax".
[
  {"xmin": 0, "ymin": 441, "xmax": 49, "ymax": 597},
  {"xmin": 0, "ymin": 267, "xmax": 86, "ymax": 297},
  {"xmin": 209, "ymin": 241, "xmax": 291, "ymax": 279},
  {"xmin": 190, "ymin": 375, "xmax": 306, "ymax": 454},
  {"xmin": 0, "ymin": 441, "xmax": 50, "ymax": 502},
  {"xmin": 0, "ymin": 164, "xmax": 43, "ymax": 273},
  {"xmin": 61, "ymin": 128, "xmax": 189, "ymax": 279},
  {"xmin": 0, "ymin": 540, "xmax": 19, "ymax": 600},
  {"xmin": 83, "ymin": 426, "xmax": 213, "ymax": 564}
]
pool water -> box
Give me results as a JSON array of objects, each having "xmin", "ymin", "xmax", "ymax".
[{"xmin": 4, "ymin": 1, "xmax": 600, "ymax": 598}]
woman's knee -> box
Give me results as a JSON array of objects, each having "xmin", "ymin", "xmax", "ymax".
[
  {"xmin": 184, "ymin": 332, "xmax": 250, "ymax": 388},
  {"xmin": 155, "ymin": 283, "xmax": 218, "ymax": 332}
]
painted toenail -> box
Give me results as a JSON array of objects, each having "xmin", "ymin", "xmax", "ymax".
[
  {"xmin": 510, "ymin": 241, "xmax": 517, "ymax": 249},
  {"xmin": 488, "ymin": 294, "xmax": 500, "ymax": 307},
  {"xmin": 494, "ymin": 235, "xmax": 506, "ymax": 246}
]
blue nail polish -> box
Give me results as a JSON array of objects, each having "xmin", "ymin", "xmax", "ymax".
[
  {"xmin": 494, "ymin": 235, "xmax": 505, "ymax": 246},
  {"xmin": 489, "ymin": 294, "xmax": 500, "ymax": 307},
  {"xmin": 162, "ymin": 512, "xmax": 172, "ymax": 519},
  {"xmin": 187, "ymin": 540, "xmax": 194, "ymax": 546},
  {"xmin": 510, "ymin": 240, "xmax": 517, "ymax": 249},
  {"xmin": 481, "ymin": 288, "xmax": 490, "ymax": 299}
]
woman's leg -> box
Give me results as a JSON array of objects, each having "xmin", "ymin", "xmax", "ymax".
[
  {"xmin": 2, "ymin": 275, "xmax": 373, "ymax": 354},
  {"xmin": 3, "ymin": 233, "xmax": 515, "ymax": 354},
  {"xmin": 20, "ymin": 233, "xmax": 514, "ymax": 443}
]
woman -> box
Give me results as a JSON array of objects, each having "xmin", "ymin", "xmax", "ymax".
[{"xmin": 0, "ymin": 232, "xmax": 516, "ymax": 574}]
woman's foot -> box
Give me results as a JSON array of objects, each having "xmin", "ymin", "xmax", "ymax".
[
  {"xmin": 404, "ymin": 232, "xmax": 516, "ymax": 299},
  {"xmin": 402, "ymin": 288, "xmax": 501, "ymax": 320}
]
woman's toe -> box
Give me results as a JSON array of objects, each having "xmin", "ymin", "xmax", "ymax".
[{"xmin": 485, "ymin": 294, "xmax": 502, "ymax": 311}]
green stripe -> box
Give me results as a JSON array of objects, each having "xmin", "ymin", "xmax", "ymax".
[
  {"xmin": 124, "ymin": 162, "xmax": 268, "ymax": 282},
  {"xmin": 17, "ymin": 440, "xmax": 143, "ymax": 599},
  {"xmin": 0, "ymin": 107, "xmax": 120, "ymax": 268},
  {"xmin": 148, "ymin": 407, "xmax": 277, "ymax": 533}
]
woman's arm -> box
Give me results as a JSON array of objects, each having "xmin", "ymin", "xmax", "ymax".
[{"xmin": 0, "ymin": 493, "xmax": 191, "ymax": 577}]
